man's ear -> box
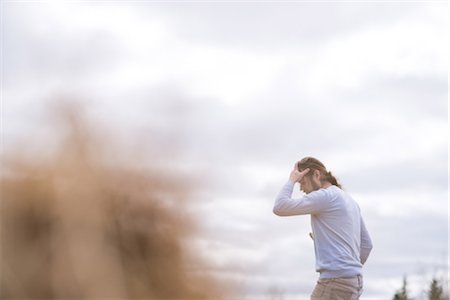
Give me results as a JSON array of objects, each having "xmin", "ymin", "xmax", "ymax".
[{"xmin": 314, "ymin": 170, "xmax": 321, "ymax": 179}]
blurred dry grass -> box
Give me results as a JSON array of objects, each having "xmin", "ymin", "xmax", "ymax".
[{"xmin": 1, "ymin": 103, "xmax": 225, "ymax": 299}]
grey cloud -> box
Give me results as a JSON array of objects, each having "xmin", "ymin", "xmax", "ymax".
[
  {"xmin": 4, "ymin": 5, "xmax": 123, "ymax": 88},
  {"xmin": 195, "ymin": 230, "xmax": 319, "ymax": 296},
  {"xmin": 362, "ymin": 212, "xmax": 448, "ymax": 296},
  {"xmin": 135, "ymin": 3, "xmax": 417, "ymax": 51},
  {"xmin": 338, "ymin": 74, "xmax": 447, "ymax": 120},
  {"xmin": 104, "ymin": 78, "xmax": 446, "ymax": 201},
  {"xmin": 340, "ymin": 147, "xmax": 447, "ymax": 193},
  {"xmin": 138, "ymin": 84, "xmax": 373, "ymax": 166},
  {"xmin": 366, "ymin": 212, "xmax": 448, "ymax": 267}
]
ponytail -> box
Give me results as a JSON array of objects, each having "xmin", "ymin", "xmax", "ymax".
[{"xmin": 324, "ymin": 171, "xmax": 342, "ymax": 189}]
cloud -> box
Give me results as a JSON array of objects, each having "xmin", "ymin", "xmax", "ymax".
[
  {"xmin": 135, "ymin": 3, "xmax": 420, "ymax": 49},
  {"xmin": 3, "ymin": 4, "xmax": 127, "ymax": 86},
  {"xmin": 341, "ymin": 147, "xmax": 447, "ymax": 194}
]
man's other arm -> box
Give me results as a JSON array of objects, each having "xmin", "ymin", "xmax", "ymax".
[{"xmin": 360, "ymin": 216, "xmax": 373, "ymax": 264}]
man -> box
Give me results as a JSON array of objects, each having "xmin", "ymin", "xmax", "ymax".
[{"xmin": 273, "ymin": 157, "xmax": 373, "ymax": 300}]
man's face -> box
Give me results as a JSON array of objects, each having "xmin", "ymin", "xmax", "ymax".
[{"xmin": 299, "ymin": 170, "xmax": 321, "ymax": 194}]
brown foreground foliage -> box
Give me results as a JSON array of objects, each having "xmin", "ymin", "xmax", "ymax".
[{"xmin": 1, "ymin": 106, "xmax": 223, "ymax": 299}]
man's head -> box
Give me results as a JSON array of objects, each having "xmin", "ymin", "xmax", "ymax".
[{"xmin": 297, "ymin": 157, "xmax": 341, "ymax": 193}]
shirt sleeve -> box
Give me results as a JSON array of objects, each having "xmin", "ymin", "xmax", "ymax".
[
  {"xmin": 273, "ymin": 180, "xmax": 332, "ymax": 216},
  {"xmin": 360, "ymin": 216, "xmax": 373, "ymax": 264}
]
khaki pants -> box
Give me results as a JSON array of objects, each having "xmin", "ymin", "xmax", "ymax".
[{"xmin": 310, "ymin": 275, "xmax": 363, "ymax": 300}]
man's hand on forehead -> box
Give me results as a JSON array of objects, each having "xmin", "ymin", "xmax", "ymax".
[{"xmin": 289, "ymin": 163, "xmax": 310, "ymax": 183}]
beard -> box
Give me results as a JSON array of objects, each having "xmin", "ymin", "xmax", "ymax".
[{"xmin": 311, "ymin": 180, "xmax": 321, "ymax": 192}]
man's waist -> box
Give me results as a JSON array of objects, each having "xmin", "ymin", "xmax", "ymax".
[{"xmin": 318, "ymin": 268, "xmax": 362, "ymax": 279}]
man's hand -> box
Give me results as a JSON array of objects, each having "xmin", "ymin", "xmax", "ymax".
[{"xmin": 289, "ymin": 164, "xmax": 310, "ymax": 183}]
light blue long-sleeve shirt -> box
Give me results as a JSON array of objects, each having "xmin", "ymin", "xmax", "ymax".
[{"xmin": 273, "ymin": 180, "xmax": 373, "ymax": 279}]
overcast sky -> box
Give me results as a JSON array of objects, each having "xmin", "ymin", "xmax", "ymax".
[{"xmin": 2, "ymin": 1, "xmax": 448, "ymax": 299}]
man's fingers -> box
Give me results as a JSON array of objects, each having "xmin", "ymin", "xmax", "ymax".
[{"xmin": 300, "ymin": 168, "xmax": 310, "ymax": 175}]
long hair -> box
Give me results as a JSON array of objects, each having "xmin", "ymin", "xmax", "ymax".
[{"xmin": 297, "ymin": 157, "xmax": 342, "ymax": 189}]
